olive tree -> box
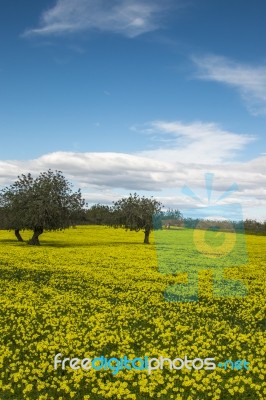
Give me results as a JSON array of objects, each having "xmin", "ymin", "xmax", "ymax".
[
  {"xmin": 0, "ymin": 170, "xmax": 85, "ymax": 245},
  {"xmin": 110, "ymin": 193, "xmax": 162, "ymax": 244}
]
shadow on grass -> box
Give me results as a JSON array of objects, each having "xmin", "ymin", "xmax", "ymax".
[
  {"xmin": 0, "ymin": 239, "xmax": 19, "ymax": 243},
  {"xmin": 0, "ymin": 239, "xmax": 146, "ymax": 248},
  {"xmin": 39, "ymin": 241, "xmax": 146, "ymax": 247}
]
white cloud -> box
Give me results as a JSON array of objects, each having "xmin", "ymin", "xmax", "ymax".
[
  {"xmin": 0, "ymin": 121, "xmax": 265, "ymax": 220},
  {"xmin": 23, "ymin": 0, "xmax": 170, "ymax": 38},
  {"xmin": 0, "ymin": 151, "xmax": 265, "ymax": 219},
  {"xmin": 193, "ymin": 54, "xmax": 266, "ymax": 115},
  {"xmin": 135, "ymin": 120, "xmax": 254, "ymax": 163},
  {"xmin": 0, "ymin": 152, "xmax": 177, "ymax": 190}
]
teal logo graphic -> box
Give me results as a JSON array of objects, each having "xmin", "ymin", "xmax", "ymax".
[{"xmin": 154, "ymin": 173, "xmax": 248, "ymax": 302}]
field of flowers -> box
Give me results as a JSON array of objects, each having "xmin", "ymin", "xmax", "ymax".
[{"xmin": 0, "ymin": 225, "xmax": 265, "ymax": 399}]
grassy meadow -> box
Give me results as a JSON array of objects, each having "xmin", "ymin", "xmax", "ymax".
[{"xmin": 0, "ymin": 226, "xmax": 265, "ymax": 399}]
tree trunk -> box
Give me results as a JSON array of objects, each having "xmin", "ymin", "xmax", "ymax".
[
  {"xmin": 28, "ymin": 226, "xmax": 43, "ymax": 245},
  {"xmin": 14, "ymin": 229, "xmax": 24, "ymax": 242},
  {"xmin": 144, "ymin": 229, "xmax": 150, "ymax": 244}
]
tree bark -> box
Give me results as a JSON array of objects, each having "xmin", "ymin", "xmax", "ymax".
[
  {"xmin": 14, "ymin": 229, "xmax": 24, "ymax": 242},
  {"xmin": 144, "ymin": 229, "xmax": 150, "ymax": 244},
  {"xmin": 28, "ymin": 226, "xmax": 43, "ymax": 245}
]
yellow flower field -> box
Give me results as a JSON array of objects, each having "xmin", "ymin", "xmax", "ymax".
[{"xmin": 0, "ymin": 226, "xmax": 265, "ymax": 399}]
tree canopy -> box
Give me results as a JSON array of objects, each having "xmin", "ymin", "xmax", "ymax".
[
  {"xmin": 0, "ymin": 170, "xmax": 85, "ymax": 245},
  {"xmin": 85, "ymin": 204, "xmax": 112, "ymax": 225},
  {"xmin": 161, "ymin": 208, "xmax": 183, "ymax": 227},
  {"xmin": 109, "ymin": 192, "xmax": 163, "ymax": 244}
]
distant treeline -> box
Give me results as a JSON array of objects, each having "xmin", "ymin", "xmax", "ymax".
[
  {"xmin": 182, "ymin": 218, "xmax": 266, "ymax": 235},
  {"xmin": 1, "ymin": 203, "xmax": 265, "ymax": 236},
  {"xmin": 83, "ymin": 205, "xmax": 266, "ymax": 236}
]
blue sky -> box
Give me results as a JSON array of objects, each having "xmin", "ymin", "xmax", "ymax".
[{"xmin": 0, "ymin": 0, "xmax": 266, "ymax": 220}]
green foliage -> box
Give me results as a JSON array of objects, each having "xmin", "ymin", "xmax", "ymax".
[
  {"xmin": 85, "ymin": 204, "xmax": 112, "ymax": 225},
  {"xmin": 160, "ymin": 208, "xmax": 183, "ymax": 227},
  {"xmin": 161, "ymin": 208, "xmax": 183, "ymax": 221},
  {"xmin": 111, "ymin": 193, "xmax": 162, "ymax": 230},
  {"xmin": 243, "ymin": 218, "xmax": 266, "ymax": 235},
  {"xmin": 0, "ymin": 173, "xmax": 34, "ymax": 230},
  {"xmin": 109, "ymin": 193, "xmax": 162, "ymax": 243},
  {"xmin": 0, "ymin": 170, "xmax": 85, "ymax": 232}
]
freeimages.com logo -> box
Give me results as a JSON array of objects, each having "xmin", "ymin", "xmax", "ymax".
[{"xmin": 154, "ymin": 173, "xmax": 248, "ymax": 302}]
